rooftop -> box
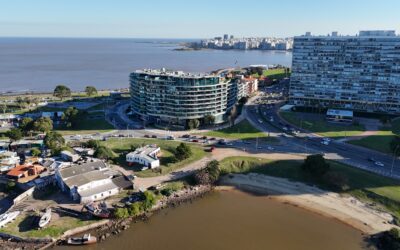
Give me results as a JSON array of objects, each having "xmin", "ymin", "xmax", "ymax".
[
  {"xmin": 327, "ymin": 109, "xmax": 354, "ymax": 117},
  {"xmin": 58, "ymin": 161, "xmax": 107, "ymax": 179},
  {"xmin": 127, "ymin": 145, "xmax": 160, "ymax": 163},
  {"xmin": 133, "ymin": 68, "xmax": 217, "ymax": 79},
  {"xmin": 298, "ymin": 30, "xmax": 398, "ymax": 38}
]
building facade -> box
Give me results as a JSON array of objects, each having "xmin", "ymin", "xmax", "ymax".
[
  {"xmin": 130, "ymin": 69, "xmax": 238, "ymax": 126},
  {"xmin": 126, "ymin": 145, "xmax": 161, "ymax": 170},
  {"xmin": 290, "ymin": 30, "xmax": 400, "ymax": 114}
]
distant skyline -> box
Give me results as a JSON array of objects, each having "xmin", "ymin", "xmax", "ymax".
[{"xmin": 0, "ymin": 0, "xmax": 399, "ymax": 39}]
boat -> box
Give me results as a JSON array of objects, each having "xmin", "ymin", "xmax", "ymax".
[
  {"xmin": 85, "ymin": 202, "xmax": 110, "ymax": 219},
  {"xmin": 0, "ymin": 211, "xmax": 20, "ymax": 228},
  {"xmin": 38, "ymin": 208, "xmax": 52, "ymax": 228},
  {"xmin": 67, "ymin": 234, "xmax": 97, "ymax": 245}
]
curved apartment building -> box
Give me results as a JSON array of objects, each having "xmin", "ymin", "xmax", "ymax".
[{"xmin": 130, "ymin": 69, "xmax": 236, "ymax": 126}]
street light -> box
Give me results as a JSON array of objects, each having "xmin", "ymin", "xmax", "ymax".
[{"xmin": 391, "ymin": 145, "xmax": 400, "ymax": 176}]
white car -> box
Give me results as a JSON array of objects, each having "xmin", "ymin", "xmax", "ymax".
[
  {"xmin": 267, "ymin": 146, "xmax": 274, "ymax": 150},
  {"xmin": 258, "ymin": 119, "xmax": 263, "ymax": 124},
  {"xmin": 374, "ymin": 161, "xmax": 385, "ymax": 167},
  {"xmin": 321, "ymin": 140, "xmax": 329, "ymax": 145}
]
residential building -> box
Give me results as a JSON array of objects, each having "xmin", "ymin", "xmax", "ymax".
[
  {"xmin": 290, "ymin": 30, "xmax": 400, "ymax": 114},
  {"xmin": 126, "ymin": 145, "xmax": 161, "ymax": 170},
  {"xmin": 10, "ymin": 140, "xmax": 43, "ymax": 151},
  {"xmin": 60, "ymin": 150, "xmax": 80, "ymax": 162},
  {"xmin": 130, "ymin": 69, "xmax": 237, "ymax": 126},
  {"xmin": 55, "ymin": 161, "xmax": 131, "ymax": 203},
  {"xmin": 7, "ymin": 163, "xmax": 46, "ymax": 183}
]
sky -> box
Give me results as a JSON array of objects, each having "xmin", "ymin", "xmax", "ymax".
[{"xmin": 0, "ymin": 0, "xmax": 399, "ymax": 38}]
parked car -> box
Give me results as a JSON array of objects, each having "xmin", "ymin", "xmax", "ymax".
[
  {"xmin": 144, "ymin": 135, "xmax": 150, "ymax": 138},
  {"xmin": 182, "ymin": 134, "xmax": 190, "ymax": 138},
  {"xmin": 151, "ymin": 135, "xmax": 157, "ymax": 138},
  {"xmin": 374, "ymin": 161, "xmax": 385, "ymax": 167}
]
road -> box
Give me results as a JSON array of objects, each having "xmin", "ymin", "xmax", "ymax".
[{"xmin": 246, "ymin": 85, "xmax": 400, "ymax": 179}]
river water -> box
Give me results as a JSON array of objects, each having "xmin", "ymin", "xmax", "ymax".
[
  {"xmin": 56, "ymin": 189, "xmax": 370, "ymax": 250},
  {"xmin": 0, "ymin": 38, "xmax": 292, "ymax": 93}
]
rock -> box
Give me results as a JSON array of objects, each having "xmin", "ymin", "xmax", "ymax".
[
  {"xmin": 101, "ymin": 235, "xmax": 106, "ymax": 241},
  {"xmin": 105, "ymin": 233, "xmax": 111, "ymax": 238}
]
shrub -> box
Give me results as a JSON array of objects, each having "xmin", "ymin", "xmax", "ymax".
[
  {"xmin": 128, "ymin": 202, "xmax": 143, "ymax": 216},
  {"xmin": 301, "ymin": 154, "xmax": 330, "ymax": 177},
  {"xmin": 323, "ymin": 171, "xmax": 349, "ymax": 191},
  {"xmin": 114, "ymin": 208, "xmax": 129, "ymax": 219},
  {"xmin": 31, "ymin": 148, "xmax": 42, "ymax": 157},
  {"xmin": 194, "ymin": 160, "xmax": 220, "ymax": 185},
  {"xmin": 175, "ymin": 143, "xmax": 192, "ymax": 161},
  {"xmin": 141, "ymin": 191, "xmax": 157, "ymax": 211}
]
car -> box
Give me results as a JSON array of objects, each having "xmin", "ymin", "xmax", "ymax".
[
  {"xmin": 226, "ymin": 142, "xmax": 233, "ymax": 146},
  {"xmin": 267, "ymin": 146, "xmax": 274, "ymax": 150},
  {"xmin": 201, "ymin": 136, "xmax": 207, "ymax": 140},
  {"xmin": 374, "ymin": 161, "xmax": 385, "ymax": 167},
  {"xmin": 258, "ymin": 119, "xmax": 263, "ymax": 124},
  {"xmin": 257, "ymin": 146, "xmax": 263, "ymax": 149},
  {"xmin": 282, "ymin": 127, "xmax": 288, "ymax": 131},
  {"xmin": 192, "ymin": 139, "xmax": 199, "ymax": 143},
  {"xmin": 144, "ymin": 134, "xmax": 150, "ymax": 138},
  {"xmin": 368, "ymin": 157, "xmax": 376, "ymax": 162},
  {"xmin": 218, "ymin": 139, "xmax": 227, "ymax": 145},
  {"xmin": 182, "ymin": 134, "xmax": 190, "ymax": 138},
  {"xmin": 165, "ymin": 135, "xmax": 175, "ymax": 140},
  {"xmin": 209, "ymin": 137, "xmax": 216, "ymax": 141},
  {"xmin": 151, "ymin": 135, "xmax": 157, "ymax": 138},
  {"xmin": 321, "ymin": 140, "xmax": 329, "ymax": 145}
]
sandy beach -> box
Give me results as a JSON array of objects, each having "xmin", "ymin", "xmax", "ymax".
[{"xmin": 219, "ymin": 173, "xmax": 397, "ymax": 234}]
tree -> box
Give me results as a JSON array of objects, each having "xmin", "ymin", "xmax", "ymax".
[
  {"xmin": 44, "ymin": 131, "xmax": 65, "ymax": 155},
  {"xmin": 32, "ymin": 117, "xmax": 53, "ymax": 133},
  {"xmin": 390, "ymin": 136, "xmax": 400, "ymax": 156},
  {"xmin": 62, "ymin": 106, "xmax": 80, "ymax": 128},
  {"xmin": 128, "ymin": 202, "xmax": 143, "ymax": 216},
  {"xmin": 86, "ymin": 139, "xmax": 100, "ymax": 149},
  {"xmin": 228, "ymin": 105, "xmax": 238, "ymax": 126},
  {"xmin": 301, "ymin": 154, "xmax": 330, "ymax": 177},
  {"xmin": 194, "ymin": 160, "xmax": 220, "ymax": 185},
  {"xmin": 141, "ymin": 191, "xmax": 157, "ymax": 211},
  {"xmin": 175, "ymin": 143, "xmax": 192, "ymax": 161},
  {"xmin": 203, "ymin": 115, "xmax": 215, "ymax": 126},
  {"xmin": 114, "ymin": 208, "xmax": 129, "ymax": 219},
  {"xmin": 19, "ymin": 117, "xmax": 34, "ymax": 135},
  {"xmin": 376, "ymin": 228, "xmax": 400, "ymax": 250},
  {"xmin": 31, "ymin": 147, "xmax": 42, "ymax": 157},
  {"xmin": 187, "ymin": 119, "xmax": 200, "ymax": 130},
  {"xmin": 0, "ymin": 103, "xmax": 7, "ymax": 114},
  {"xmin": 53, "ymin": 85, "xmax": 71, "ymax": 100},
  {"xmin": 85, "ymin": 86, "xmax": 98, "ymax": 97},
  {"xmin": 323, "ymin": 171, "xmax": 349, "ymax": 191},
  {"xmin": 7, "ymin": 128, "xmax": 22, "ymax": 142},
  {"xmin": 238, "ymin": 96, "xmax": 248, "ymax": 105},
  {"xmin": 94, "ymin": 146, "xmax": 114, "ymax": 160}
]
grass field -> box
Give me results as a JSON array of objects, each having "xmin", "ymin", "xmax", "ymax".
[
  {"xmin": 280, "ymin": 111, "xmax": 365, "ymax": 138},
  {"xmin": 55, "ymin": 116, "xmax": 114, "ymax": 135},
  {"xmin": 0, "ymin": 212, "xmax": 95, "ymax": 238},
  {"xmin": 202, "ymin": 119, "xmax": 277, "ymax": 142},
  {"xmin": 348, "ymin": 119, "xmax": 400, "ymax": 154},
  {"xmin": 219, "ymin": 156, "xmax": 400, "ymax": 223},
  {"xmin": 102, "ymin": 138, "xmax": 208, "ymax": 178},
  {"xmin": 252, "ymin": 68, "xmax": 290, "ymax": 80}
]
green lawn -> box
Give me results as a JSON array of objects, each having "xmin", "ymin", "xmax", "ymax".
[
  {"xmin": 202, "ymin": 119, "xmax": 277, "ymax": 142},
  {"xmin": 0, "ymin": 212, "xmax": 95, "ymax": 238},
  {"xmin": 348, "ymin": 119, "xmax": 400, "ymax": 154},
  {"xmin": 252, "ymin": 68, "xmax": 290, "ymax": 80},
  {"xmin": 103, "ymin": 138, "xmax": 208, "ymax": 178},
  {"xmin": 280, "ymin": 111, "xmax": 365, "ymax": 138},
  {"xmin": 55, "ymin": 116, "xmax": 114, "ymax": 135},
  {"xmin": 220, "ymin": 156, "xmax": 400, "ymax": 223}
]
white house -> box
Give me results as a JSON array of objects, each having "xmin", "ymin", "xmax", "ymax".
[
  {"xmin": 55, "ymin": 161, "xmax": 131, "ymax": 203},
  {"xmin": 126, "ymin": 145, "xmax": 161, "ymax": 170},
  {"xmin": 60, "ymin": 150, "xmax": 80, "ymax": 162}
]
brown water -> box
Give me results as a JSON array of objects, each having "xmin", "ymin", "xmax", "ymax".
[{"xmin": 56, "ymin": 189, "xmax": 370, "ymax": 250}]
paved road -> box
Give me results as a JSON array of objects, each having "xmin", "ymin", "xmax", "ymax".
[{"xmin": 246, "ymin": 92, "xmax": 400, "ymax": 179}]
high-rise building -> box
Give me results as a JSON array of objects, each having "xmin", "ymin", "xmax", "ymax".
[
  {"xmin": 130, "ymin": 69, "xmax": 236, "ymax": 126},
  {"xmin": 289, "ymin": 31, "xmax": 400, "ymax": 114}
]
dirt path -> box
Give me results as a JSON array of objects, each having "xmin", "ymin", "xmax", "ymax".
[{"xmin": 220, "ymin": 173, "xmax": 397, "ymax": 234}]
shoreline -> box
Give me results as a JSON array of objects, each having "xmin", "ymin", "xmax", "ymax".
[{"xmin": 219, "ymin": 173, "xmax": 398, "ymax": 234}]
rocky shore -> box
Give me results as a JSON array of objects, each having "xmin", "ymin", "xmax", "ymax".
[{"xmin": 92, "ymin": 185, "xmax": 213, "ymax": 244}]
